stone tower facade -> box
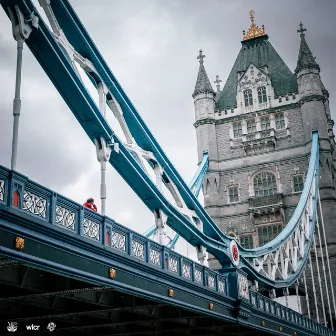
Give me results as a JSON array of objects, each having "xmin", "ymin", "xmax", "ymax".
[{"xmin": 192, "ymin": 14, "xmax": 336, "ymax": 312}]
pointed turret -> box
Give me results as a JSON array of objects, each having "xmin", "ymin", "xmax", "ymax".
[
  {"xmin": 295, "ymin": 22, "xmax": 327, "ymax": 142},
  {"xmin": 192, "ymin": 50, "xmax": 215, "ymax": 98},
  {"xmin": 295, "ymin": 22, "xmax": 320, "ymax": 74},
  {"xmin": 192, "ymin": 49, "xmax": 218, "ymax": 165}
]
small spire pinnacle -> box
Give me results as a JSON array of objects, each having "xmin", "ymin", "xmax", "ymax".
[
  {"xmin": 197, "ymin": 49, "xmax": 205, "ymax": 64},
  {"xmin": 214, "ymin": 75, "xmax": 222, "ymax": 92},
  {"xmin": 243, "ymin": 10, "xmax": 265, "ymax": 41},
  {"xmin": 297, "ymin": 22, "xmax": 307, "ymax": 37},
  {"xmin": 295, "ymin": 22, "xmax": 320, "ymax": 74},
  {"xmin": 192, "ymin": 49, "xmax": 214, "ymax": 98}
]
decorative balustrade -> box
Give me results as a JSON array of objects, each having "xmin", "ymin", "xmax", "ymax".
[
  {"xmin": 0, "ymin": 165, "xmax": 334, "ymax": 335},
  {"xmin": 246, "ymin": 290, "xmax": 329, "ymax": 335},
  {"xmin": 248, "ymin": 193, "xmax": 285, "ymax": 223},
  {"xmin": 242, "ymin": 128, "xmax": 275, "ymax": 142},
  {"xmin": 0, "ymin": 166, "xmax": 228, "ymax": 296},
  {"xmin": 248, "ymin": 193, "xmax": 283, "ymax": 209},
  {"xmin": 242, "ymin": 128, "xmax": 276, "ymax": 155}
]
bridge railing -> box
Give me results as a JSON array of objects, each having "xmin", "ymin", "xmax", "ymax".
[
  {"xmin": 248, "ymin": 290, "xmax": 326, "ymax": 334},
  {"xmin": 0, "ymin": 165, "xmax": 228, "ymax": 297},
  {"xmin": 1, "ymin": 165, "xmax": 334, "ymax": 335}
]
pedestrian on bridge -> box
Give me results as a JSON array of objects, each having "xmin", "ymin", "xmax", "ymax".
[{"xmin": 83, "ymin": 198, "xmax": 97, "ymax": 212}]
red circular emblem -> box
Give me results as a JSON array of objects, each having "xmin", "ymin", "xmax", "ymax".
[{"xmin": 232, "ymin": 244, "xmax": 239, "ymax": 261}]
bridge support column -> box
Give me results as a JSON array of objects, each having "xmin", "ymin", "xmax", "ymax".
[
  {"xmin": 269, "ymin": 289, "xmax": 276, "ymax": 300},
  {"xmin": 295, "ymin": 281, "xmax": 302, "ymax": 314},
  {"xmin": 251, "ymin": 280, "xmax": 258, "ymax": 292},
  {"xmin": 94, "ymin": 137, "xmax": 112, "ymax": 215},
  {"xmin": 284, "ymin": 288, "xmax": 289, "ymax": 308},
  {"xmin": 195, "ymin": 219, "xmax": 208, "ymax": 267},
  {"xmin": 154, "ymin": 210, "xmax": 167, "ymax": 245},
  {"xmin": 7, "ymin": 7, "xmax": 37, "ymax": 171}
]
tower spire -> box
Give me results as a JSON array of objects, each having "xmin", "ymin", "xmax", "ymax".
[
  {"xmin": 192, "ymin": 49, "xmax": 215, "ymax": 98},
  {"xmin": 295, "ymin": 22, "xmax": 320, "ymax": 74}
]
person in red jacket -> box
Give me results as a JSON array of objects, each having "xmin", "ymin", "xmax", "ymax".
[{"xmin": 83, "ymin": 198, "xmax": 97, "ymax": 212}]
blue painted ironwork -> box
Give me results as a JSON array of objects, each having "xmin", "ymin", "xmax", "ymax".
[
  {"xmin": 0, "ymin": 166, "xmax": 333, "ymax": 335},
  {"xmin": 0, "ymin": 165, "xmax": 229, "ymax": 294},
  {"xmin": 146, "ymin": 152, "xmax": 209, "ymax": 248},
  {"xmin": 166, "ymin": 152, "xmax": 209, "ymax": 249},
  {"xmin": 0, "ymin": 1, "xmax": 319, "ymax": 289},
  {"xmin": 189, "ymin": 152, "xmax": 209, "ymax": 198}
]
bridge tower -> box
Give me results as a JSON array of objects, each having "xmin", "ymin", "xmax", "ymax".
[
  {"xmin": 295, "ymin": 22, "xmax": 336, "ymax": 318},
  {"xmin": 192, "ymin": 12, "xmax": 336, "ymax": 317}
]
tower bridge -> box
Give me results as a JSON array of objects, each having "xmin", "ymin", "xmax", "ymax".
[{"xmin": 0, "ymin": 0, "xmax": 335, "ymax": 335}]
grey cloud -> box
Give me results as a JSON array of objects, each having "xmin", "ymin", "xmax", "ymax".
[{"xmin": 0, "ymin": 0, "xmax": 335, "ymax": 256}]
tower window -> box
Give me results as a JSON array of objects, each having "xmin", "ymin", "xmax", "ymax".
[
  {"xmin": 293, "ymin": 175, "xmax": 304, "ymax": 192},
  {"xmin": 228, "ymin": 186, "xmax": 239, "ymax": 203},
  {"xmin": 247, "ymin": 119, "xmax": 256, "ymax": 134},
  {"xmin": 258, "ymin": 225, "xmax": 282, "ymax": 246},
  {"xmin": 257, "ymin": 86, "xmax": 267, "ymax": 103},
  {"xmin": 253, "ymin": 172, "xmax": 277, "ymax": 197},
  {"xmin": 244, "ymin": 89, "xmax": 253, "ymax": 106},
  {"xmin": 240, "ymin": 235, "xmax": 253, "ymax": 249},
  {"xmin": 275, "ymin": 112, "xmax": 285, "ymax": 130},
  {"xmin": 233, "ymin": 122, "xmax": 242, "ymax": 138},
  {"xmin": 261, "ymin": 116, "xmax": 270, "ymax": 131}
]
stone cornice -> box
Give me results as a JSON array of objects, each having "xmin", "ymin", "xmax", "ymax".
[
  {"xmin": 214, "ymin": 102, "xmax": 301, "ymax": 125},
  {"xmin": 206, "ymin": 138, "xmax": 334, "ymax": 173},
  {"xmin": 208, "ymin": 148, "xmax": 311, "ymax": 175},
  {"xmin": 299, "ymin": 94, "xmax": 325, "ymax": 105},
  {"xmin": 194, "ymin": 118, "xmax": 216, "ymax": 128},
  {"xmin": 194, "ymin": 102, "xmax": 301, "ymax": 127}
]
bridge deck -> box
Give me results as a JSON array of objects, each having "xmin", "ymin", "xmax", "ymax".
[
  {"xmin": 0, "ymin": 259, "xmax": 267, "ymax": 336},
  {"xmin": 0, "ymin": 166, "xmax": 334, "ymax": 336}
]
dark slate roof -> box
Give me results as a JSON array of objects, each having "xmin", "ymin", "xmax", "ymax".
[
  {"xmin": 295, "ymin": 33, "xmax": 320, "ymax": 74},
  {"xmin": 192, "ymin": 62, "xmax": 215, "ymax": 98},
  {"xmin": 216, "ymin": 35, "xmax": 298, "ymax": 111}
]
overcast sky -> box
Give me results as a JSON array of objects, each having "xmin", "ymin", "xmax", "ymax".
[{"xmin": 0, "ymin": 0, "xmax": 335, "ymax": 258}]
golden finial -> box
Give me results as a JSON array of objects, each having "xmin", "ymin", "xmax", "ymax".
[
  {"xmin": 243, "ymin": 10, "xmax": 266, "ymax": 41},
  {"xmin": 249, "ymin": 10, "xmax": 255, "ymax": 24}
]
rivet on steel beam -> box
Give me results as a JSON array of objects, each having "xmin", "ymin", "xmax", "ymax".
[
  {"xmin": 109, "ymin": 268, "xmax": 116, "ymax": 278},
  {"xmin": 15, "ymin": 237, "xmax": 24, "ymax": 250}
]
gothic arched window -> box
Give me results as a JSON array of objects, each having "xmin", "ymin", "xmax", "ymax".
[
  {"xmin": 253, "ymin": 172, "xmax": 277, "ymax": 197},
  {"xmin": 257, "ymin": 86, "xmax": 267, "ymax": 103},
  {"xmin": 233, "ymin": 122, "xmax": 242, "ymax": 138},
  {"xmin": 228, "ymin": 186, "xmax": 239, "ymax": 203},
  {"xmin": 293, "ymin": 175, "xmax": 304, "ymax": 192},
  {"xmin": 258, "ymin": 224, "xmax": 282, "ymax": 246},
  {"xmin": 275, "ymin": 112, "xmax": 285, "ymax": 129},
  {"xmin": 244, "ymin": 89, "xmax": 253, "ymax": 106},
  {"xmin": 261, "ymin": 116, "xmax": 270, "ymax": 131},
  {"xmin": 247, "ymin": 119, "xmax": 256, "ymax": 134},
  {"xmin": 240, "ymin": 235, "xmax": 253, "ymax": 249}
]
